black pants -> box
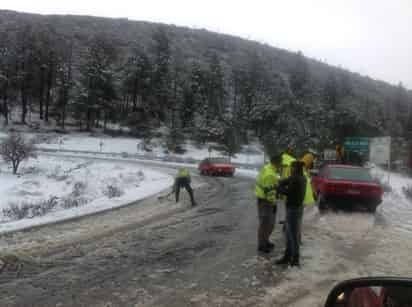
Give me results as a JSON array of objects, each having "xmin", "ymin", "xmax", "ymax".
[
  {"xmin": 257, "ymin": 199, "xmax": 277, "ymax": 248},
  {"xmin": 284, "ymin": 207, "xmax": 303, "ymax": 262},
  {"xmin": 175, "ymin": 177, "xmax": 195, "ymax": 206}
]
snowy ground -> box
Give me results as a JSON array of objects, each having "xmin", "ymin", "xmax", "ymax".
[
  {"xmin": 262, "ymin": 167, "xmax": 412, "ymax": 307},
  {"xmin": 41, "ymin": 150, "xmax": 260, "ymax": 179},
  {"xmin": 2, "ymin": 129, "xmax": 412, "ymax": 306},
  {"xmin": 0, "ymin": 159, "xmax": 412, "ymax": 306},
  {"xmin": 0, "ymin": 155, "xmax": 173, "ymax": 234},
  {"xmin": 0, "ymin": 130, "xmax": 260, "ymax": 235},
  {"xmin": 9, "ymin": 132, "xmax": 266, "ymax": 166}
]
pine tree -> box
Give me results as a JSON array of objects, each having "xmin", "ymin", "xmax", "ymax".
[
  {"xmin": 55, "ymin": 39, "xmax": 74, "ymax": 129},
  {"xmin": 122, "ymin": 46, "xmax": 152, "ymax": 113},
  {"xmin": 121, "ymin": 46, "xmax": 154, "ymax": 137},
  {"xmin": 151, "ymin": 27, "xmax": 171, "ymax": 121},
  {"xmin": 207, "ymin": 53, "xmax": 226, "ymax": 121},
  {"xmin": 289, "ymin": 51, "xmax": 311, "ymax": 101},
  {"xmin": 15, "ymin": 24, "xmax": 37, "ymax": 124},
  {"xmin": 0, "ymin": 30, "xmax": 15, "ymax": 125},
  {"xmin": 188, "ymin": 61, "xmax": 211, "ymax": 143},
  {"xmin": 165, "ymin": 56, "xmax": 186, "ymax": 153},
  {"xmin": 74, "ymin": 33, "xmax": 118, "ymax": 131},
  {"xmin": 392, "ymin": 82, "xmax": 409, "ymax": 135},
  {"xmin": 323, "ymin": 72, "xmax": 339, "ymax": 110}
]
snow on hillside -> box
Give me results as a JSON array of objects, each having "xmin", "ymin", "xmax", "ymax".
[
  {"xmin": 0, "ymin": 155, "xmax": 173, "ymax": 234},
  {"xmin": 26, "ymin": 133, "xmax": 265, "ymax": 165}
]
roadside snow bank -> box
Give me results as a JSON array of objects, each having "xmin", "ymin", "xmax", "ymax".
[
  {"xmin": 36, "ymin": 150, "xmax": 260, "ymax": 180},
  {"xmin": 262, "ymin": 167, "xmax": 412, "ymax": 307},
  {"xmin": 236, "ymin": 168, "xmax": 258, "ymax": 179},
  {"xmin": 370, "ymin": 167, "xmax": 412, "ymax": 202},
  {"xmin": 24, "ymin": 133, "xmax": 265, "ymax": 165},
  {"xmin": 0, "ymin": 156, "xmax": 173, "ymax": 234},
  {"xmin": 370, "ymin": 167, "xmax": 412, "ymax": 227}
]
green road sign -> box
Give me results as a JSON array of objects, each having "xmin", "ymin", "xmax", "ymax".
[{"xmin": 344, "ymin": 137, "xmax": 369, "ymax": 154}]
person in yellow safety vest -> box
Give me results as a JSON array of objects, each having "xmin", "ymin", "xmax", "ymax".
[
  {"xmin": 297, "ymin": 151, "xmax": 316, "ymax": 245},
  {"xmin": 301, "ymin": 152, "xmax": 315, "ymax": 172},
  {"xmin": 281, "ymin": 147, "xmax": 296, "ymax": 179},
  {"xmin": 301, "ymin": 151, "xmax": 316, "ymax": 206},
  {"xmin": 175, "ymin": 168, "xmax": 196, "ymax": 207},
  {"xmin": 279, "ymin": 147, "xmax": 297, "ymax": 218},
  {"xmin": 255, "ymin": 155, "xmax": 282, "ymax": 253},
  {"xmin": 336, "ymin": 144, "xmax": 345, "ymax": 164}
]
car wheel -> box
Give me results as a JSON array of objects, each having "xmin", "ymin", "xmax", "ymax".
[
  {"xmin": 317, "ymin": 193, "xmax": 328, "ymax": 213},
  {"xmin": 367, "ymin": 202, "xmax": 378, "ymax": 213},
  {"xmin": 368, "ymin": 206, "xmax": 377, "ymax": 213}
]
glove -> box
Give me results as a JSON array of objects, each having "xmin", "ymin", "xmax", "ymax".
[
  {"xmin": 263, "ymin": 186, "xmax": 271, "ymax": 194},
  {"xmin": 263, "ymin": 184, "xmax": 277, "ymax": 194},
  {"xmin": 267, "ymin": 190, "xmax": 277, "ymax": 203}
]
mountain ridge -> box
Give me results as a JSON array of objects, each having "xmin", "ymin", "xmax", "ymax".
[{"xmin": 0, "ymin": 9, "xmax": 411, "ymax": 155}]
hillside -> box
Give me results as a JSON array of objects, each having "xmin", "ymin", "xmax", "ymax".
[{"xmin": 0, "ymin": 9, "xmax": 411, "ymax": 156}]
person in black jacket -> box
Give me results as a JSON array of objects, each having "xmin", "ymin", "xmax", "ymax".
[{"xmin": 275, "ymin": 161, "xmax": 307, "ymax": 267}]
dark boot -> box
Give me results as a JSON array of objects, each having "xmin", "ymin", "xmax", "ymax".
[
  {"xmin": 267, "ymin": 241, "xmax": 275, "ymax": 250},
  {"xmin": 275, "ymin": 254, "xmax": 290, "ymax": 265},
  {"xmin": 175, "ymin": 185, "xmax": 180, "ymax": 203},
  {"xmin": 258, "ymin": 245, "xmax": 272, "ymax": 254},
  {"xmin": 290, "ymin": 256, "xmax": 300, "ymax": 267}
]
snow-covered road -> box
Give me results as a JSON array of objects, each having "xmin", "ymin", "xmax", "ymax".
[{"xmin": 0, "ymin": 157, "xmax": 411, "ymax": 307}]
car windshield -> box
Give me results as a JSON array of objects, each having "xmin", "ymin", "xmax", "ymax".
[
  {"xmin": 328, "ymin": 167, "xmax": 373, "ymax": 182},
  {"xmin": 209, "ymin": 158, "xmax": 230, "ymax": 164}
]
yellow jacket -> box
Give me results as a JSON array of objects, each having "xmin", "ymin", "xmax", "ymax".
[
  {"xmin": 303, "ymin": 169, "xmax": 315, "ymax": 206},
  {"xmin": 255, "ymin": 163, "xmax": 280, "ymax": 205},
  {"xmin": 177, "ymin": 168, "xmax": 190, "ymax": 179},
  {"xmin": 281, "ymin": 153, "xmax": 296, "ymax": 179}
]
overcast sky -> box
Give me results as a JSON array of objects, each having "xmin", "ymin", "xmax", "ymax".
[{"xmin": 2, "ymin": 0, "xmax": 412, "ymax": 89}]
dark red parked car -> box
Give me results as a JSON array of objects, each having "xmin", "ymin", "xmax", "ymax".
[
  {"xmin": 198, "ymin": 158, "xmax": 235, "ymax": 177},
  {"xmin": 312, "ymin": 164, "xmax": 384, "ymax": 212}
]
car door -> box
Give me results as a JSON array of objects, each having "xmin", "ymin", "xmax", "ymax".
[
  {"xmin": 312, "ymin": 166, "xmax": 326, "ymax": 194},
  {"xmin": 199, "ymin": 158, "xmax": 209, "ymax": 171},
  {"xmin": 203, "ymin": 158, "xmax": 211, "ymax": 171}
]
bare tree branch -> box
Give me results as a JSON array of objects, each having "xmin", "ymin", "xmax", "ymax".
[{"xmin": 0, "ymin": 132, "xmax": 36, "ymax": 174}]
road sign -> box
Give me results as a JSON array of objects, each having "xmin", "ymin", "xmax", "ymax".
[
  {"xmin": 370, "ymin": 137, "xmax": 391, "ymax": 165},
  {"xmin": 323, "ymin": 149, "xmax": 336, "ymax": 161},
  {"xmin": 344, "ymin": 137, "xmax": 369, "ymax": 154}
]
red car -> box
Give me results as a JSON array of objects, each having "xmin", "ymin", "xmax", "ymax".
[
  {"xmin": 198, "ymin": 158, "xmax": 235, "ymax": 177},
  {"xmin": 312, "ymin": 164, "xmax": 383, "ymax": 212}
]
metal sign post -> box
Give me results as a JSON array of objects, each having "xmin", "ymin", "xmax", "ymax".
[
  {"xmin": 387, "ymin": 137, "xmax": 391, "ymax": 185},
  {"xmin": 369, "ymin": 136, "xmax": 391, "ymax": 184}
]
